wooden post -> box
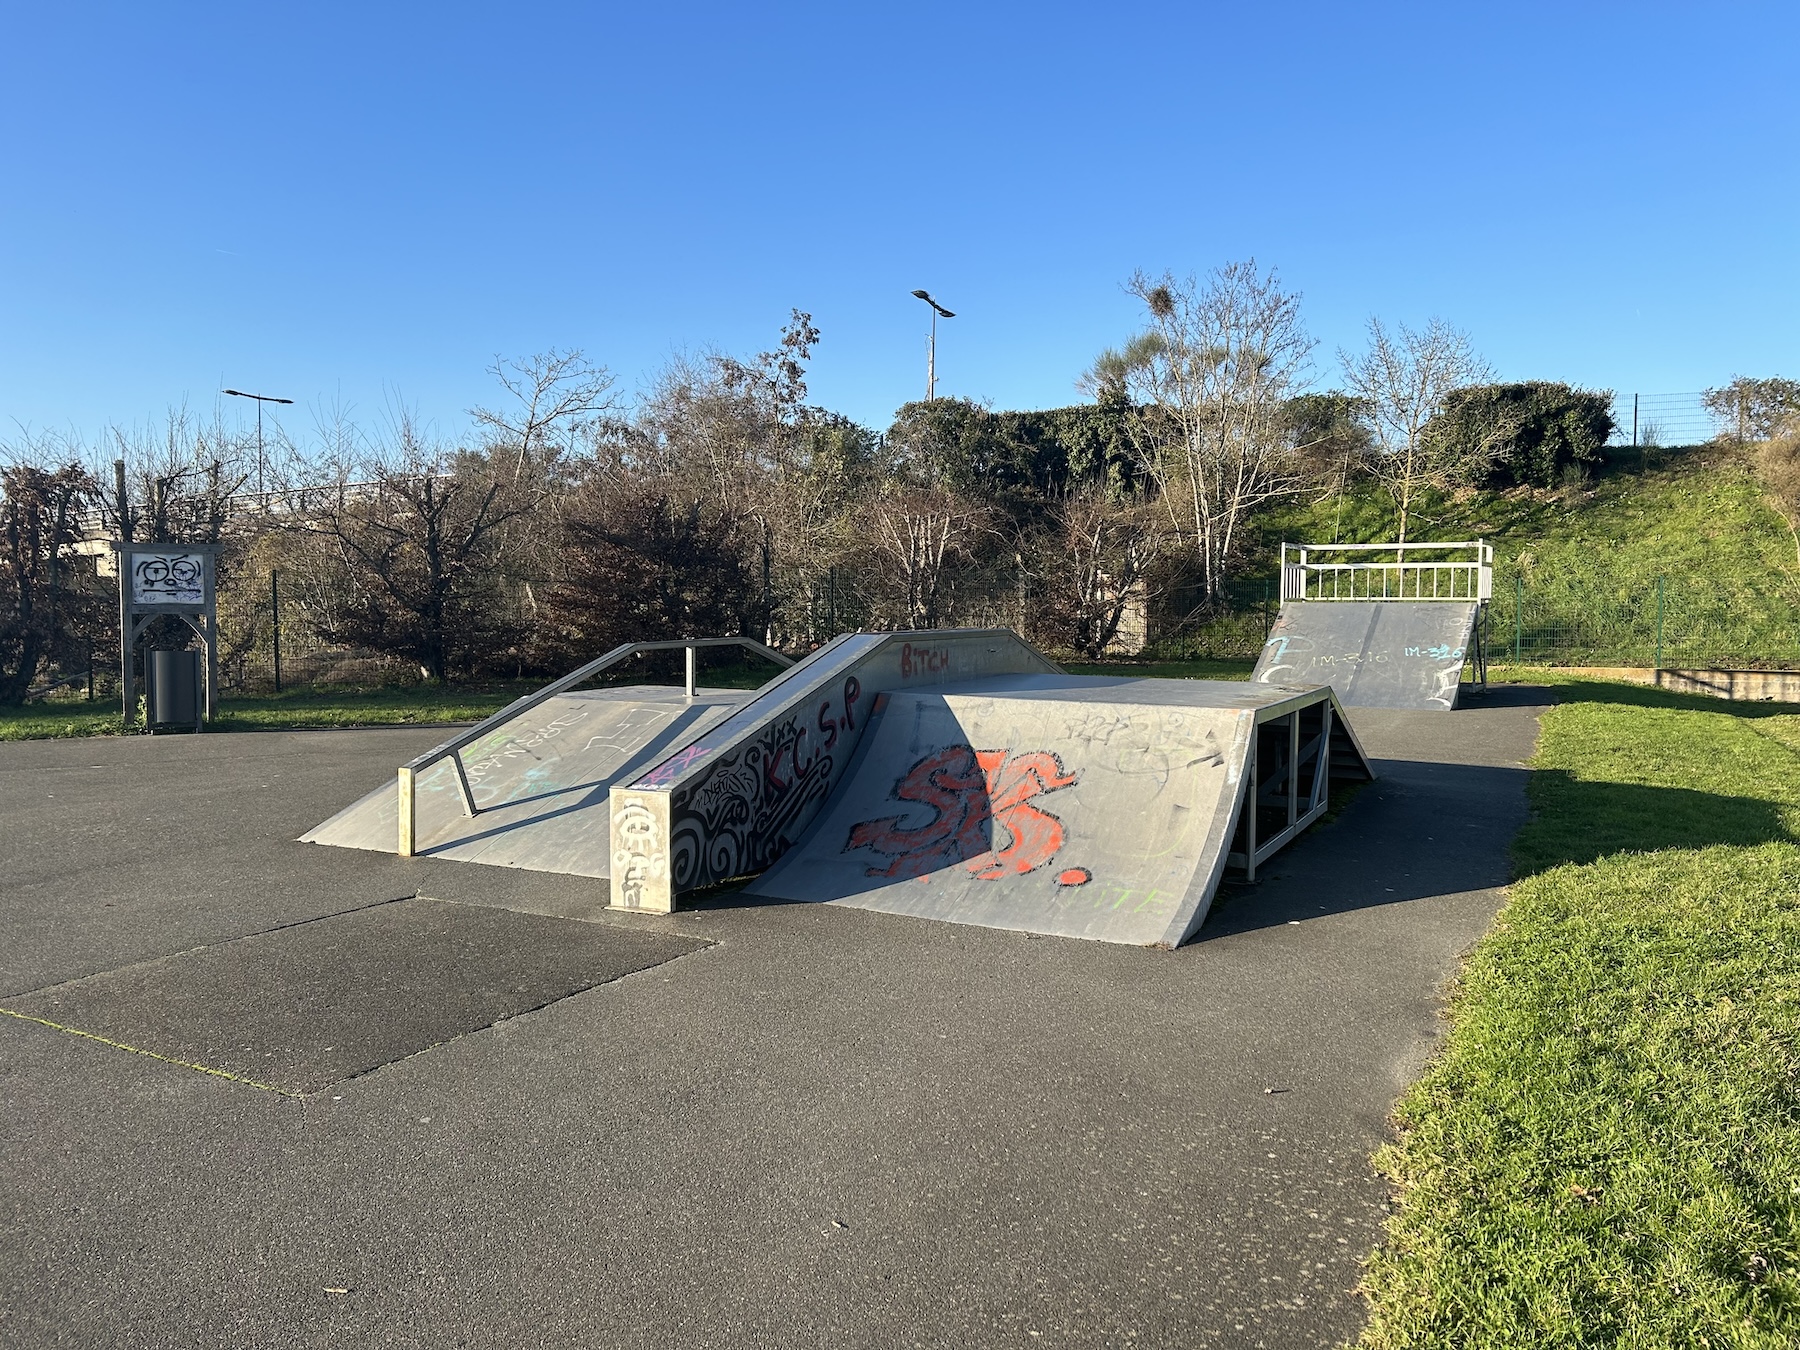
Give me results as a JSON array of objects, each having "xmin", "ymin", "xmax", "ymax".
[{"xmin": 397, "ymin": 767, "xmax": 416, "ymax": 856}]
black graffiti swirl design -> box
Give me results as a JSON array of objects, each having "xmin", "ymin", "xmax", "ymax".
[
  {"xmin": 134, "ymin": 553, "xmax": 204, "ymax": 600},
  {"xmin": 668, "ymin": 710, "xmax": 839, "ymax": 890}
]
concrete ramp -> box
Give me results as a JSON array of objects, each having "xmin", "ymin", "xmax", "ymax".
[
  {"xmin": 740, "ymin": 674, "xmax": 1370, "ymax": 948},
  {"xmin": 1252, "ymin": 601, "xmax": 1481, "ymax": 710},
  {"xmin": 608, "ymin": 629, "xmax": 1062, "ymax": 910},
  {"xmin": 303, "ymin": 686, "xmax": 748, "ymax": 878}
]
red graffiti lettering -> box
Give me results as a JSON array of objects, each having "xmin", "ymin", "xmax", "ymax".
[
  {"xmin": 763, "ymin": 735, "xmax": 789, "ymax": 797},
  {"xmin": 842, "ymin": 675, "xmax": 861, "ymax": 729},
  {"xmin": 846, "ymin": 745, "xmax": 1078, "ymax": 881},
  {"xmin": 816, "ymin": 699, "xmax": 838, "ymax": 752},
  {"xmin": 899, "ymin": 642, "xmax": 951, "ymax": 679}
]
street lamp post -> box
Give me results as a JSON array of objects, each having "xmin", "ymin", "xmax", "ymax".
[
  {"xmin": 223, "ymin": 388, "xmax": 295, "ymax": 496},
  {"xmin": 910, "ymin": 290, "xmax": 955, "ymax": 400}
]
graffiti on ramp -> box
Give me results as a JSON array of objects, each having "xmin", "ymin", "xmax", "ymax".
[{"xmin": 844, "ymin": 745, "xmax": 1084, "ymax": 883}]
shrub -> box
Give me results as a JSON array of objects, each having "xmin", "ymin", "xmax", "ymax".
[
  {"xmin": 1704, "ymin": 376, "xmax": 1800, "ymax": 443},
  {"xmin": 1426, "ymin": 382, "xmax": 1615, "ymax": 489}
]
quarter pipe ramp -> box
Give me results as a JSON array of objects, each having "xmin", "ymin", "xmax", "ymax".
[
  {"xmin": 1252, "ymin": 601, "xmax": 1482, "ymax": 711},
  {"xmin": 738, "ymin": 673, "xmax": 1371, "ymax": 947}
]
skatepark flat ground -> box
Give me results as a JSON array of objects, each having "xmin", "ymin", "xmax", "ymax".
[{"xmin": 0, "ymin": 691, "xmax": 1544, "ymax": 1349}]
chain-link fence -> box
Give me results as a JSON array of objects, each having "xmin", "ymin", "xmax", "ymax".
[
  {"xmin": 1492, "ymin": 572, "xmax": 1800, "ymax": 669},
  {"xmin": 1607, "ymin": 392, "xmax": 1719, "ymax": 449}
]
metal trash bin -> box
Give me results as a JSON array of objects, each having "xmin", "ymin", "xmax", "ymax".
[{"xmin": 147, "ymin": 648, "xmax": 203, "ymax": 732}]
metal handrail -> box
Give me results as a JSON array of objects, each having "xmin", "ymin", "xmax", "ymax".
[
  {"xmin": 1286, "ymin": 541, "xmax": 1490, "ymax": 553},
  {"xmin": 1281, "ymin": 540, "xmax": 1493, "ymax": 603},
  {"xmin": 395, "ymin": 636, "xmax": 793, "ymax": 856}
]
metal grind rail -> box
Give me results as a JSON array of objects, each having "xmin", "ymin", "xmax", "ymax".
[
  {"xmin": 395, "ymin": 637, "xmax": 793, "ymax": 856},
  {"xmin": 1280, "ymin": 540, "xmax": 1494, "ymax": 603}
]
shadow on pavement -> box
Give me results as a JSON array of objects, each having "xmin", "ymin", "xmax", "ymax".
[{"xmin": 1203, "ymin": 758, "xmax": 1532, "ymax": 939}]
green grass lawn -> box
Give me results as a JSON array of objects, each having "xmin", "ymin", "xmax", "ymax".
[
  {"xmin": 1358, "ymin": 680, "xmax": 1800, "ymax": 1346},
  {"xmin": 0, "ymin": 654, "xmax": 790, "ymax": 742},
  {"xmin": 0, "ymin": 684, "xmax": 542, "ymax": 740}
]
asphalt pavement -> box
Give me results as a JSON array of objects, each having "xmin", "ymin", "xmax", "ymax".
[{"xmin": 0, "ymin": 690, "xmax": 1544, "ymax": 1349}]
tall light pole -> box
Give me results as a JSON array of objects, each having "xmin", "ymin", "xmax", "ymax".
[
  {"xmin": 223, "ymin": 388, "xmax": 294, "ymax": 495},
  {"xmin": 910, "ymin": 290, "xmax": 955, "ymax": 400}
]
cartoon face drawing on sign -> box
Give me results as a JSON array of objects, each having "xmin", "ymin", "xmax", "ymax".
[
  {"xmin": 131, "ymin": 552, "xmax": 206, "ymax": 606},
  {"xmin": 845, "ymin": 744, "xmax": 1080, "ymax": 882},
  {"xmin": 612, "ymin": 800, "xmax": 663, "ymax": 907}
]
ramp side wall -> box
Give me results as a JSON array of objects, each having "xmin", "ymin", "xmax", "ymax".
[{"xmin": 609, "ymin": 630, "xmax": 1063, "ymax": 910}]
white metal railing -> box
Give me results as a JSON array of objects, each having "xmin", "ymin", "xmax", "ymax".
[
  {"xmin": 1279, "ymin": 541, "xmax": 1493, "ymax": 603},
  {"xmin": 395, "ymin": 636, "xmax": 793, "ymax": 856}
]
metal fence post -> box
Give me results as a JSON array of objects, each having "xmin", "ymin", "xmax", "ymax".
[
  {"xmin": 1513, "ymin": 575, "xmax": 1523, "ymax": 663},
  {"xmin": 1655, "ymin": 575, "xmax": 1666, "ymax": 678},
  {"xmin": 271, "ymin": 569, "xmax": 282, "ymax": 693}
]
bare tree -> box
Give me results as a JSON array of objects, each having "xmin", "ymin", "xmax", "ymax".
[
  {"xmin": 863, "ymin": 484, "xmax": 989, "ymax": 629},
  {"xmin": 0, "ymin": 447, "xmax": 103, "ymax": 705},
  {"xmin": 287, "ymin": 421, "xmax": 537, "ymax": 683},
  {"xmin": 471, "ymin": 348, "xmax": 617, "ymax": 482},
  {"xmin": 1034, "ymin": 487, "xmax": 1170, "ymax": 658},
  {"xmin": 1704, "ymin": 376, "xmax": 1800, "ymax": 445},
  {"xmin": 1090, "ymin": 262, "xmax": 1315, "ymax": 606},
  {"xmin": 630, "ymin": 312, "xmax": 852, "ymax": 642},
  {"xmin": 101, "ymin": 406, "xmax": 256, "ymax": 544},
  {"xmin": 1340, "ymin": 318, "xmax": 1491, "ymax": 543},
  {"xmin": 1756, "ymin": 420, "xmax": 1800, "ymax": 567}
]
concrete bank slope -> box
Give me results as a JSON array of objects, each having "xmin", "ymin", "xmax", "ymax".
[{"xmin": 0, "ymin": 692, "xmax": 1543, "ymax": 1349}]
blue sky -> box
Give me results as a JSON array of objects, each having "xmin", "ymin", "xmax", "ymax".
[{"xmin": 2, "ymin": 2, "xmax": 1794, "ymax": 450}]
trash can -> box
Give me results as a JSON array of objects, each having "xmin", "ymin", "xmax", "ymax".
[{"xmin": 147, "ymin": 648, "xmax": 203, "ymax": 731}]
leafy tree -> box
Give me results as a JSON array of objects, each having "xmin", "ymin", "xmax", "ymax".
[
  {"xmin": 630, "ymin": 310, "xmax": 847, "ymax": 644},
  {"xmin": 1283, "ymin": 392, "xmax": 1373, "ymax": 543},
  {"xmin": 1427, "ymin": 382, "xmax": 1615, "ymax": 488}
]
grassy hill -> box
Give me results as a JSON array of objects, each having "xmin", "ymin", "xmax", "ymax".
[{"xmin": 1155, "ymin": 444, "xmax": 1800, "ymax": 669}]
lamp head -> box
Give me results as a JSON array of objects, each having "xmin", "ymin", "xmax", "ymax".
[{"xmin": 910, "ymin": 289, "xmax": 955, "ymax": 319}]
